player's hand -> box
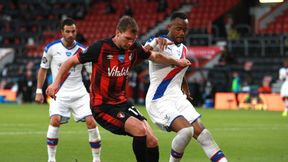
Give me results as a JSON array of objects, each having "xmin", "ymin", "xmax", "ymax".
[
  {"xmin": 46, "ymin": 83, "xmax": 59, "ymax": 100},
  {"xmin": 35, "ymin": 94, "xmax": 44, "ymax": 104},
  {"xmin": 156, "ymin": 37, "xmax": 174, "ymax": 51},
  {"xmin": 176, "ymin": 58, "xmax": 191, "ymax": 67}
]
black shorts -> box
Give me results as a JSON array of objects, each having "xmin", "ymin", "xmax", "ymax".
[{"xmin": 91, "ymin": 102, "xmax": 146, "ymax": 135}]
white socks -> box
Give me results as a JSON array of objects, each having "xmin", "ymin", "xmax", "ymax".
[
  {"xmin": 285, "ymin": 99, "xmax": 288, "ymax": 112},
  {"xmin": 197, "ymin": 129, "xmax": 227, "ymax": 162},
  {"xmin": 46, "ymin": 126, "xmax": 102, "ymax": 162},
  {"xmin": 47, "ymin": 125, "xmax": 59, "ymax": 162},
  {"xmin": 169, "ymin": 127, "xmax": 194, "ymax": 162},
  {"xmin": 88, "ymin": 127, "xmax": 101, "ymax": 162}
]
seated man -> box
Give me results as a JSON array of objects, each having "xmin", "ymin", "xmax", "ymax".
[{"xmin": 239, "ymin": 90, "xmax": 267, "ymax": 110}]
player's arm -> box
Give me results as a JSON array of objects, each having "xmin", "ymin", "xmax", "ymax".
[
  {"xmin": 148, "ymin": 51, "xmax": 191, "ymax": 67},
  {"xmin": 144, "ymin": 37, "xmax": 188, "ymax": 66},
  {"xmin": 144, "ymin": 37, "xmax": 173, "ymax": 51},
  {"xmin": 35, "ymin": 67, "xmax": 47, "ymax": 104},
  {"xmin": 181, "ymin": 77, "xmax": 193, "ymax": 101},
  {"xmin": 46, "ymin": 55, "xmax": 80, "ymax": 99}
]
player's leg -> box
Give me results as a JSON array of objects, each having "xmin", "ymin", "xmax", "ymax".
[
  {"xmin": 169, "ymin": 116, "xmax": 194, "ymax": 162},
  {"xmin": 282, "ymin": 97, "xmax": 288, "ymax": 117},
  {"xmin": 85, "ymin": 116, "xmax": 101, "ymax": 162},
  {"xmin": 192, "ymin": 120, "xmax": 228, "ymax": 162},
  {"xmin": 73, "ymin": 94, "xmax": 101, "ymax": 162},
  {"xmin": 124, "ymin": 104, "xmax": 159, "ymax": 162},
  {"xmin": 47, "ymin": 99, "xmax": 66, "ymax": 162},
  {"xmin": 47, "ymin": 115, "xmax": 61, "ymax": 162},
  {"xmin": 125, "ymin": 116, "xmax": 158, "ymax": 162},
  {"xmin": 280, "ymin": 82, "xmax": 288, "ymax": 116},
  {"xmin": 143, "ymin": 120, "xmax": 159, "ymax": 162}
]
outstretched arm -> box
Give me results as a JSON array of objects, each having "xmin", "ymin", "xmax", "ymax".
[
  {"xmin": 144, "ymin": 37, "xmax": 174, "ymax": 51},
  {"xmin": 148, "ymin": 51, "xmax": 191, "ymax": 67},
  {"xmin": 46, "ymin": 55, "xmax": 80, "ymax": 99}
]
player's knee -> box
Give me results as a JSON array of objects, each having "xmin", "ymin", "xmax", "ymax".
[
  {"xmin": 50, "ymin": 116, "xmax": 61, "ymax": 127},
  {"xmin": 85, "ymin": 116, "xmax": 96, "ymax": 129},
  {"xmin": 180, "ymin": 127, "xmax": 194, "ymax": 138},
  {"xmin": 147, "ymin": 135, "xmax": 158, "ymax": 147},
  {"xmin": 191, "ymin": 121, "xmax": 205, "ymax": 138},
  {"xmin": 134, "ymin": 124, "xmax": 147, "ymax": 136},
  {"xmin": 174, "ymin": 127, "xmax": 194, "ymax": 144}
]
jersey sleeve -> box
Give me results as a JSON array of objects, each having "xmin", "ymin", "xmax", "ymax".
[
  {"xmin": 77, "ymin": 41, "xmax": 102, "ymax": 64},
  {"xmin": 131, "ymin": 41, "xmax": 151, "ymax": 66},
  {"xmin": 145, "ymin": 37, "xmax": 159, "ymax": 50},
  {"xmin": 40, "ymin": 45, "xmax": 52, "ymax": 69},
  {"xmin": 135, "ymin": 41, "xmax": 151, "ymax": 60}
]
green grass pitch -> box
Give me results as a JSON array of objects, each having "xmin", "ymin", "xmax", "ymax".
[{"xmin": 0, "ymin": 104, "xmax": 287, "ymax": 162}]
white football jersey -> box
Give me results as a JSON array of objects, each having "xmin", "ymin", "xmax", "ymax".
[
  {"xmin": 145, "ymin": 36, "xmax": 188, "ymax": 102},
  {"xmin": 279, "ymin": 67, "xmax": 288, "ymax": 82},
  {"xmin": 40, "ymin": 38, "xmax": 88, "ymax": 97},
  {"xmin": 279, "ymin": 67, "xmax": 288, "ymax": 97}
]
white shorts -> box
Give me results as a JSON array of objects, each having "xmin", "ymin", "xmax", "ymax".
[
  {"xmin": 49, "ymin": 93, "xmax": 92, "ymax": 122},
  {"xmin": 280, "ymin": 81, "xmax": 288, "ymax": 97},
  {"xmin": 146, "ymin": 95, "xmax": 201, "ymax": 131}
]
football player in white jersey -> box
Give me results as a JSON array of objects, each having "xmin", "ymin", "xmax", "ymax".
[
  {"xmin": 279, "ymin": 58, "xmax": 288, "ymax": 117},
  {"xmin": 35, "ymin": 18, "xmax": 101, "ymax": 162},
  {"xmin": 144, "ymin": 12, "xmax": 228, "ymax": 162}
]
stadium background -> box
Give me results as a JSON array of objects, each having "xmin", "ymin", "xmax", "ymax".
[
  {"xmin": 0, "ymin": 0, "xmax": 288, "ymax": 161},
  {"xmin": 1, "ymin": 0, "xmax": 288, "ymax": 107}
]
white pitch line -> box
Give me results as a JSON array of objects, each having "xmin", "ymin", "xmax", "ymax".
[{"xmin": 0, "ymin": 126, "xmax": 286, "ymax": 136}]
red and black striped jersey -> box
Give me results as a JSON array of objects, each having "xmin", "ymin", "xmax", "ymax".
[{"xmin": 77, "ymin": 37, "xmax": 151, "ymax": 107}]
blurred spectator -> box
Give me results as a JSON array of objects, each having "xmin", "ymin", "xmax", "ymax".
[
  {"xmin": 203, "ymin": 80, "xmax": 213, "ymax": 100},
  {"xmin": 0, "ymin": 79, "xmax": 7, "ymax": 89},
  {"xmin": 258, "ymin": 75, "xmax": 272, "ymax": 94},
  {"xmin": 157, "ymin": 0, "xmax": 167, "ymax": 12},
  {"xmin": 27, "ymin": 37, "xmax": 35, "ymax": 46},
  {"xmin": 224, "ymin": 15, "xmax": 239, "ymax": 40},
  {"xmin": 1, "ymin": 66, "xmax": 8, "ymax": 78},
  {"xmin": 61, "ymin": 14, "xmax": 68, "ymax": 21},
  {"xmin": 137, "ymin": 68, "xmax": 149, "ymax": 105},
  {"xmin": 127, "ymin": 70, "xmax": 138, "ymax": 104},
  {"xmin": 104, "ymin": 2, "xmax": 116, "ymax": 14},
  {"xmin": 187, "ymin": 78, "xmax": 203, "ymax": 107},
  {"xmin": 218, "ymin": 47, "xmax": 236, "ymax": 65},
  {"xmin": 240, "ymin": 61, "xmax": 254, "ymax": 90},
  {"xmin": 227, "ymin": 29, "xmax": 240, "ymax": 40},
  {"xmin": 239, "ymin": 89, "xmax": 267, "ymax": 110},
  {"xmin": 18, "ymin": 70, "xmax": 36, "ymax": 103},
  {"xmin": 75, "ymin": 4, "xmax": 86, "ymax": 19},
  {"xmin": 241, "ymin": 81, "xmax": 250, "ymax": 93},
  {"xmin": 231, "ymin": 71, "xmax": 241, "ymax": 92},
  {"xmin": 76, "ymin": 33, "xmax": 88, "ymax": 46},
  {"xmin": 231, "ymin": 71, "xmax": 241, "ymax": 106},
  {"xmin": 26, "ymin": 61, "xmax": 34, "ymax": 71},
  {"xmin": 142, "ymin": 68, "xmax": 150, "ymax": 96},
  {"xmin": 123, "ymin": 4, "xmax": 133, "ymax": 17}
]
